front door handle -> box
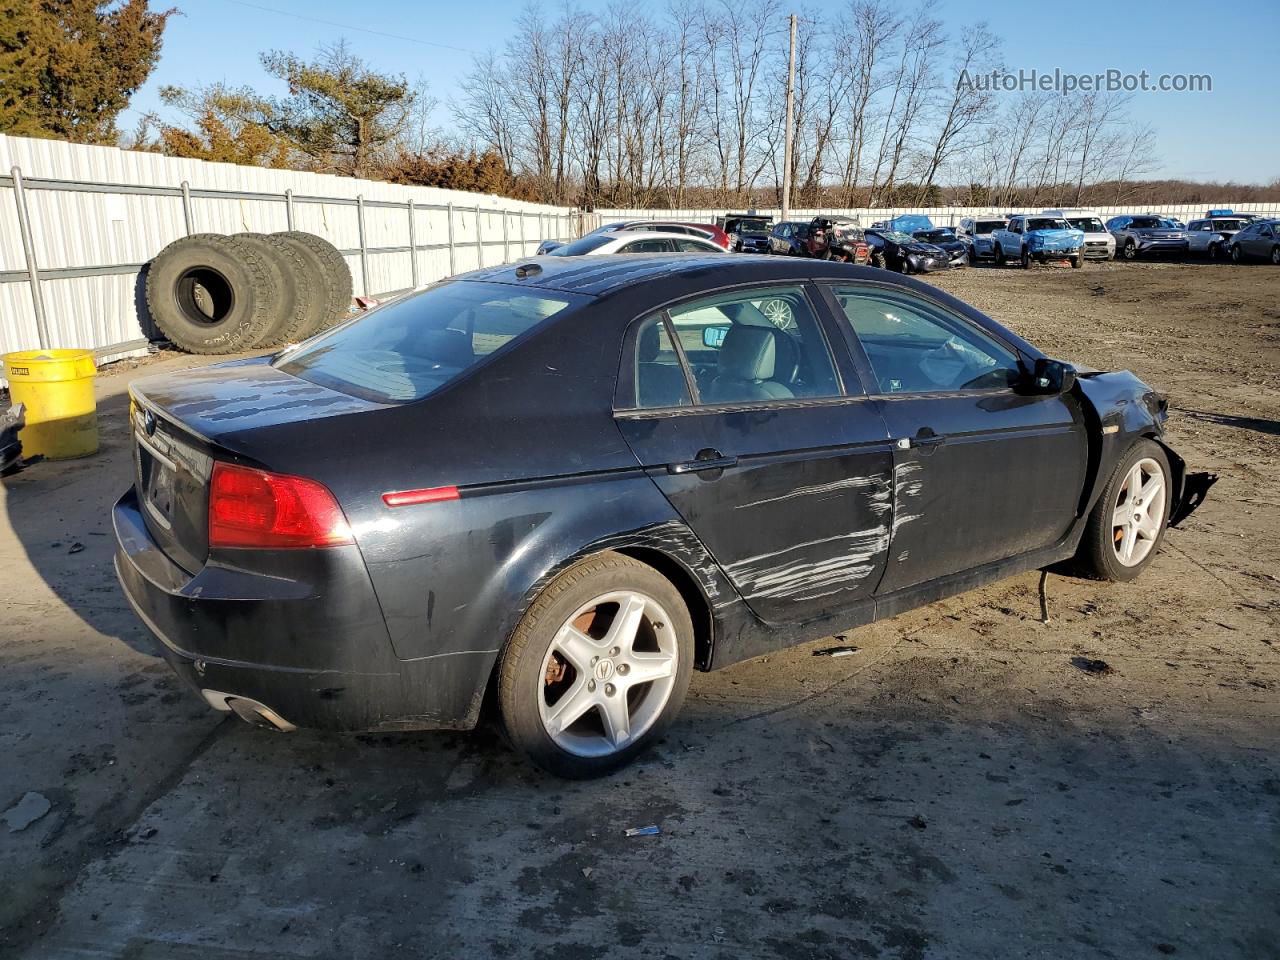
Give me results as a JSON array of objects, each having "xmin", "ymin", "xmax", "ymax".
[{"xmin": 668, "ymin": 450, "xmax": 738, "ymax": 475}]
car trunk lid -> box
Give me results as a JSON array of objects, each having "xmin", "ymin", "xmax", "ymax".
[{"xmin": 129, "ymin": 357, "xmax": 386, "ymax": 574}]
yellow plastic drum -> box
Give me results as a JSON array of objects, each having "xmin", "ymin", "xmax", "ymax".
[{"xmin": 2, "ymin": 349, "xmax": 99, "ymax": 460}]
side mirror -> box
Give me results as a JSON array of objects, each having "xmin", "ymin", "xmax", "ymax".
[
  {"xmin": 703, "ymin": 325, "xmax": 729, "ymax": 349},
  {"xmin": 1029, "ymin": 358, "xmax": 1076, "ymax": 395}
]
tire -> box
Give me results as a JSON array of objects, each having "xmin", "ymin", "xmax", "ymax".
[
  {"xmin": 1020, "ymin": 248, "xmax": 1031, "ymax": 269},
  {"xmin": 1074, "ymin": 439, "xmax": 1172, "ymax": 582},
  {"xmin": 271, "ymin": 234, "xmax": 336, "ymax": 340},
  {"xmin": 272, "ymin": 231, "xmax": 353, "ymax": 331},
  {"xmin": 1207, "ymin": 242, "xmax": 1220, "ymax": 261},
  {"xmin": 1271, "ymin": 246, "xmax": 1280, "ymax": 265},
  {"xmin": 497, "ymin": 552, "xmax": 694, "ymax": 778},
  {"xmin": 145, "ymin": 233, "xmax": 282, "ymax": 354},
  {"xmin": 1231, "ymin": 244, "xmax": 1242, "ymax": 264},
  {"xmin": 236, "ymin": 233, "xmax": 313, "ymax": 346},
  {"xmin": 994, "ymin": 244, "xmax": 1005, "ymax": 267},
  {"xmin": 1071, "ymin": 251, "xmax": 1083, "ymax": 269},
  {"xmin": 1122, "ymin": 240, "xmax": 1138, "ymax": 261}
]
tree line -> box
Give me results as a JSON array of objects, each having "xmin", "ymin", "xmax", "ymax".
[{"xmin": 2, "ymin": 0, "xmax": 1276, "ymax": 209}]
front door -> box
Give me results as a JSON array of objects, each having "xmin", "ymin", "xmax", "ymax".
[
  {"xmin": 820, "ymin": 282, "xmax": 1089, "ymax": 595},
  {"xmin": 615, "ymin": 283, "xmax": 895, "ymax": 625}
]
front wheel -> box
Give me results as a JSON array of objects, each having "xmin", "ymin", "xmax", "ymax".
[
  {"xmin": 497, "ymin": 552, "xmax": 694, "ymax": 778},
  {"xmin": 994, "ymin": 244, "xmax": 1005, "ymax": 267},
  {"xmin": 1020, "ymin": 248, "xmax": 1031, "ymax": 269},
  {"xmin": 1074, "ymin": 439, "xmax": 1172, "ymax": 582},
  {"xmin": 1071, "ymin": 251, "xmax": 1083, "ymax": 269},
  {"xmin": 1231, "ymin": 244, "xmax": 1242, "ymax": 263},
  {"xmin": 1271, "ymin": 246, "xmax": 1280, "ymax": 265},
  {"xmin": 1122, "ymin": 240, "xmax": 1138, "ymax": 260}
]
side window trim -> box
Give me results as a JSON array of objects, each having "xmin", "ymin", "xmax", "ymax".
[{"xmin": 815, "ymin": 280, "xmax": 1029, "ymax": 398}]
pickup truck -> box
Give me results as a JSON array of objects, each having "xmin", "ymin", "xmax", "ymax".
[{"xmin": 992, "ymin": 215, "xmax": 1085, "ymax": 269}]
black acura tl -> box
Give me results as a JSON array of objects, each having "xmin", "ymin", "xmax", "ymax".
[{"xmin": 114, "ymin": 255, "xmax": 1210, "ymax": 777}]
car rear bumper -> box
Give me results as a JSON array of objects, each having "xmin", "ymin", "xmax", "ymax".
[{"xmin": 113, "ymin": 486, "xmax": 492, "ymax": 732}]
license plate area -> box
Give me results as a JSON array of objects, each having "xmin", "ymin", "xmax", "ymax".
[{"xmin": 138, "ymin": 436, "xmax": 177, "ymax": 529}]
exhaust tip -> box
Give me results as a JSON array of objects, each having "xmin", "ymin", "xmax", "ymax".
[{"xmin": 203, "ymin": 689, "xmax": 296, "ymax": 732}]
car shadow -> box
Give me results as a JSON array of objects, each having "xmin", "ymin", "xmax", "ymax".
[
  {"xmin": 1, "ymin": 390, "xmax": 161, "ymax": 658},
  {"xmin": 1176, "ymin": 408, "xmax": 1280, "ymax": 436}
]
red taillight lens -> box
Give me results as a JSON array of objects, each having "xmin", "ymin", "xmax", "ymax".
[
  {"xmin": 382, "ymin": 486, "xmax": 459, "ymax": 507},
  {"xmin": 209, "ymin": 462, "xmax": 353, "ymax": 549}
]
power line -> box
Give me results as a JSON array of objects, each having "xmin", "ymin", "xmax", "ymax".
[{"xmin": 210, "ymin": 0, "xmax": 478, "ymax": 54}]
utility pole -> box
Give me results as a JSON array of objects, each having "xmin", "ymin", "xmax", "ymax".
[{"xmin": 781, "ymin": 13, "xmax": 797, "ymax": 223}]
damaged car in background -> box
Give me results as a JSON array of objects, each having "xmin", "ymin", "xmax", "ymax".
[{"xmin": 113, "ymin": 256, "xmax": 1213, "ymax": 778}]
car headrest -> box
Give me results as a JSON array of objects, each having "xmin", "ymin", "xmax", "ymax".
[
  {"xmin": 639, "ymin": 322, "xmax": 661, "ymax": 362},
  {"xmin": 717, "ymin": 325, "xmax": 777, "ymax": 381}
]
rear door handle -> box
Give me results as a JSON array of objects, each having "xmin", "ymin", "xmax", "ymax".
[{"xmin": 668, "ymin": 453, "xmax": 738, "ymax": 475}]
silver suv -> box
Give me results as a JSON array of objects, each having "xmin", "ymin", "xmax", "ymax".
[
  {"xmin": 957, "ymin": 216, "xmax": 1009, "ymax": 262},
  {"xmin": 1185, "ymin": 216, "xmax": 1253, "ymax": 259},
  {"xmin": 1106, "ymin": 215, "xmax": 1189, "ymax": 260}
]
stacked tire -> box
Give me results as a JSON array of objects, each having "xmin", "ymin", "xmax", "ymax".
[{"xmin": 145, "ymin": 231, "xmax": 353, "ymax": 355}]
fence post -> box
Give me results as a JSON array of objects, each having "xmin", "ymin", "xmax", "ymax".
[
  {"xmin": 10, "ymin": 166, "xmax": 51, "ymax": 350},
  {"xmin": 502, "ymin": 209, "xmax": 510, "ymax": 262},
  {"xmin": 356, "ymin": 194, "xmax": 370, "ymax": 297},
  {"xmin": 180, "ymin": 180, "xmax": 194, "ymax": 236},
  {"xmin": 474, "ymin": 205, "xmax": 483, "ymax": 268},
  {"xmin": 519, "ymin": 211, "xmax": 527, "ymax": 257},
  {"xmin": 285, "ymin": 188, "xmax": 295, "ymax": 231},
  {"xmin": 407, "ymin": 199, "xmax": 419, "ymax": 289},
  {"xmin": 446, "ymin": 202, "xmax": 456, "ymax": 276}
]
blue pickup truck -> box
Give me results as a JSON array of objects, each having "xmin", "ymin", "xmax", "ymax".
[{"xmin": 991, "ymin": 215, "xmax": 1086, "ymax": 269}]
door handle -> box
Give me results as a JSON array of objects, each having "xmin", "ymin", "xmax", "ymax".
[
  {"xmin": 668, "ymin": 452, "xmax": 738, "ymax": 475},
  {"xmin": 913, "ymin": 435, "xmax": 945, "ymax": 448}
]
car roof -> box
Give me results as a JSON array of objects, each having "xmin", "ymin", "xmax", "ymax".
[
  {"xmin": 464, "ymin": 254, "xmax": 883, "ymax": 296},
  {"xmin": 606, "ymin": 230, "xmax": 722, "ymax": 243}
]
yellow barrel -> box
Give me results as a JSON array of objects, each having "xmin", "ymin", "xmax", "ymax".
[{"xmin": 3, "ymin": 349, "xmax": 99, "ymax": 460}]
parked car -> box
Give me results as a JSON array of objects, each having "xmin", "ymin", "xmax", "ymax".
[
  {"xmin": 910, "ymin": 227, "xmax": 968, "ymax": 267},
  {"xmin": 1042, "ymin": 209, "xmax": 1116, "ymax": 261},
  {"xmin": 538, "ymin": 221, "xmax": 731, "ymax": 256},
  {"xmin": 1227, "ymin": 219, "xmax": 1280, "ymax": 264},
  {"xmin": 992, "ymin": 215, "xmax": 1085, "ymax": 268},
  {"xmin": 1186, "ymin": 216, "xmax": 1254, "ymax": 259},
  {"xmin": 863, "ymin": 228, "xmax": 950, "ymax": 273},
  {"xmin": 718, "ymin": 214, "xmax": 774, "ymax": 253},
  {"xmin": 768, "ymin": 221, "xmax": 811, "ymax": 255},
  {"xmin": 957, "ymin": 216, "xmax": 1009, "ymax": 262},
  {"xmin": 543, "ymin": 231, "xmax": 726, "ymax": 256},
  {"xmin": 113, "ymin": 255, "xmax": 1210, "ymax": 777},
  {"xmin": 804, "ymin": 216, "xmax": 871, "ymax": 263},
  {"xmin": 1105, "ymin": 215, "xmax": 1189, "ymax": 260}
]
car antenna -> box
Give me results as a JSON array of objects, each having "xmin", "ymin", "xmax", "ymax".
[{"xmin": 514, "ymin": 262, "xmax": 542, "ymax": 278}]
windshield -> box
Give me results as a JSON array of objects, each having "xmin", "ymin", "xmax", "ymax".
[
  {"xmin": 585, "ymin": 221, "xmax": 628, "ymax": 237},
  {"xmin": 275, "ymin": 281, "xmax": 581, "ymax": 403},
  {"xmin": 546, "ymin": 234, "xmax": 615, "ymax": 256},
  {"xmin": 1129, "ymin": 217, "xmax": 1164, "ymax": 229},
  {"xmin": 913, "ymin": 229, "xmax": 955, "ymax": 242},
  {"xmin": 1026, "ymin": 218, "xmax": 1071, "ymax": 232},
  {"xmin": 876, "ymin": 231, "xmax": 916, "ymax": 243},
  {"xmin": 975, "ymin": 220, "xmax": 1006, "ymax": 233},
  {"xmin": 1066, "ymin": 217, "xmax": 1105, "ymax": 232},
  {"xmin": 730, "ymin": 218, "xmax": 769, "ymax": 233}
]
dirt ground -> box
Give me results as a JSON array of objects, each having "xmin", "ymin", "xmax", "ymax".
[{"xmin": 1, "ymin": 259, "xmax": 1277, "ymax": 960}]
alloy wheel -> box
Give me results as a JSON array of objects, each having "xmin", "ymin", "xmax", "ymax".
[
  {"xmin": 1111, "ymin": 457, "xmax": 1166, "ymax": 567},
  {"xmin": 538, "ymin": 591, "xmax": 679, "ymax": 758},
  {"xmin": 760, "ymin": 298, "xmax": 795, "ymax": 330}
]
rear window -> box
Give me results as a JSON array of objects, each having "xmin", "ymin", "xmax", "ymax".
[
  {"xmin": 276, "ymin": 281, "xmax": 581, "ymax": 403},
  {"xmin": 546, "ymin": 234, "xmax": 615, "ymax": 256}
]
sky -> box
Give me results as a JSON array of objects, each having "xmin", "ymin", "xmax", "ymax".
[{"xmin": 122, "ymin": 0, "xmax": 1280, "ymax": 185}]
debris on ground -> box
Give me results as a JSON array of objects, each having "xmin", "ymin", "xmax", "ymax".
[
  {"xmin": 581, "ymin": 867, "xmax": 593, "ymax": 879},
  {"xmin": 814, "ymin": 645, "xmax": 859, "ymax": 658},
  {"xmin": 1071, "ymin": 656, "xmax": 1115, "ymax": 675},
  {"xmin": 624, "ymin": 825, "xmax": 660, "ymax": 837},
  {"xmin": 68, "ymin": 542, "xmax": 85, "ymax": 554},
  {"xmin": 908, "ymin": 815, "xmax": 927, "ymax": 830},
  {"xmin": 4, "ymin": 791, "xmax": 52, "ymax": 832}
]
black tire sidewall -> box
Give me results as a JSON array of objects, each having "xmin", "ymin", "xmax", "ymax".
[
  {"xmin": 272, "ymin": 231, "xmax": 353, "ymax": 330},
  {"xmin": 236, "ymin": 233, "xmax": 308, "ymax": 347},
  {"xmin": 498, "ymin": 553, "xmax": 694, "ymax": 779},
  {"xmin": 271, "ymin": 234, "xmax": 332, "ymax": 340},
  {"xmin": 145, "ymin": 234, "xmax": 281, "ymax": 354}
]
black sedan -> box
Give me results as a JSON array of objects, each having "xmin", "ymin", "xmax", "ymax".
[
  {"xmin": 911, "ymin": 228, "xmax": 968, "ymax": 267},
  {"xmin": 863, "ymin": 228, "xmax": 950, "ymax": 273},
  {"xmin": 114, "ymin": 256, "xmax": 1210, "ymax": 777},
  {"xmin": 1228, "ymin": 219, "xmax": 1280, "ymax": 264}
]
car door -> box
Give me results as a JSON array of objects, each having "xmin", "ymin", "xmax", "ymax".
[
  {"xmin": 614, "ymin": 282, "xmax": 895, "ymax": 626},
  {"xmin": 818, "ymin": 281, "xmax": 1089, "ymax": 596},
  {"xmin": 1250, "ymin": 223, "xmax": 1275, "ymax": 257}
]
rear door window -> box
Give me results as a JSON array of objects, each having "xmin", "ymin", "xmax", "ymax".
[
  {"xmin": 621, "ymin": 238, "xmax": 675, "ymax": 253},
  {"xmin": 275, "ymin": 281, "xmax": 582, "ymax": 403}
]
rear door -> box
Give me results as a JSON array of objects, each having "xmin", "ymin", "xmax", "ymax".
[
  {"xmin": 819, "ymin": 282, "xmax": 1088, "ymax": 595},
  {"xmin": 615, "ymin": 283, "xmax": 894, "ymax": 625}
]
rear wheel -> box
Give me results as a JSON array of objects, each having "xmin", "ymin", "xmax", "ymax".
[
  {"xmin": 1271, "ymin": 246, "xmax": 1280, "ymax": 265},
  {"xmin": 1074, "ymin": 439, "xmax": 1171, "ymax": 582},
  {"xmin": 498, "ymin": 553, "xmax": 694, "ymax": 778},
  {"xmin": 1071, "ymin": 251, "xmax": 1083, "ymax": 269}
]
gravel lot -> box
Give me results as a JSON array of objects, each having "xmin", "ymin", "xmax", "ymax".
[{"xmin": 2, "ymin": 260, "xmax": 1277, "ymax": 960}]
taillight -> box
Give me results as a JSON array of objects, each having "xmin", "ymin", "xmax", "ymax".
[{"xmin": 209, "ymin": 462, "xmax": 353, "ymax": 549}]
